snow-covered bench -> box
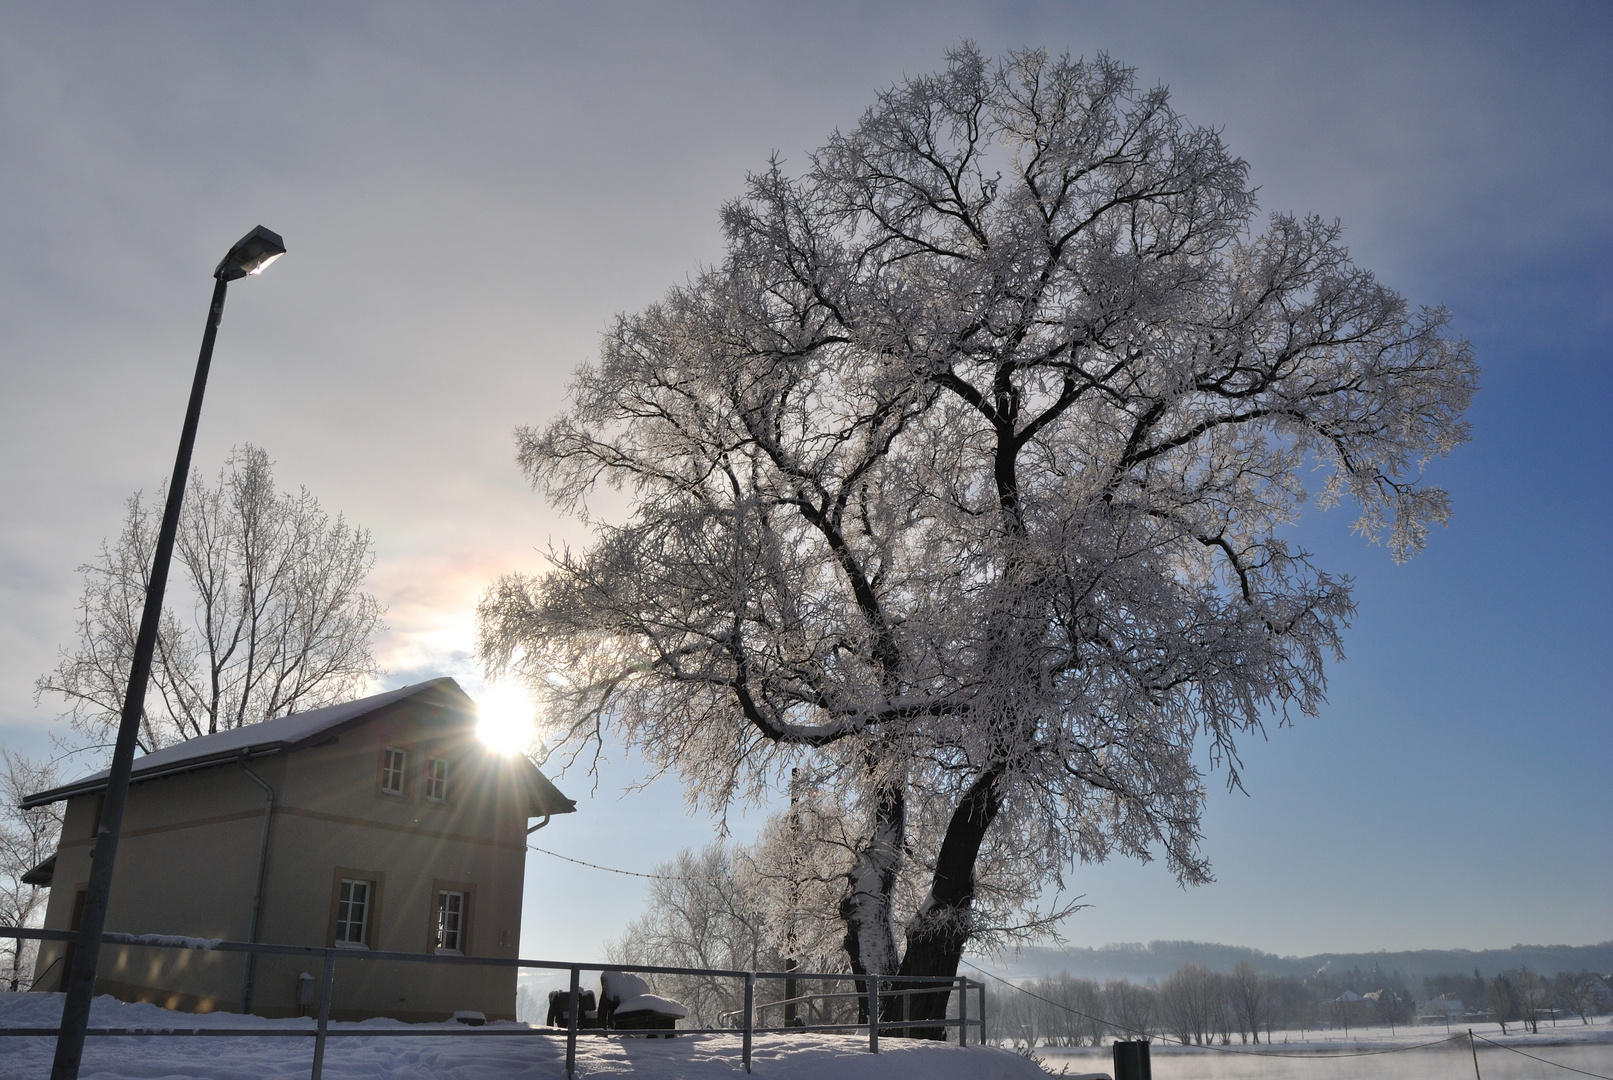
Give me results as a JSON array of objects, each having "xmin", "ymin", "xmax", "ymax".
[{"xmin": 599, "ymin": 970, "xmax": 689, "ymax": 1035}]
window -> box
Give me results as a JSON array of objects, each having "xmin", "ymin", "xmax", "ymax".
[
  {"xmin": 335, "ymin": 879, "xmax": 371, "ymax": 946},
  {"xmin": 380, "ymin": 747, "xmax": 406, "ymax": 795},
  {"xmin": 435, "ymin": 890, "xmax": 465, "ymax": 953},
  {"xmin": 423, "ymin": 757, "xmax": 449, "ymax": 802}
]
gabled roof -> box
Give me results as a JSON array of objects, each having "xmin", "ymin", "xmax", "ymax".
[{"xmin": 21, "ymin": 678, "xmax": 575, "ymax": 817}]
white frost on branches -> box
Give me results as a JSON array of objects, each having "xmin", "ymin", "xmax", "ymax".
[{"xmin": 479, "ymin": 46, "xmax": 1476, "ymax": 989}]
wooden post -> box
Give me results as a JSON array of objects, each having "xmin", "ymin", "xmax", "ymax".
[{"xmin": 958, "ymin": 976, "xmax": 968, "ymax": 1046}]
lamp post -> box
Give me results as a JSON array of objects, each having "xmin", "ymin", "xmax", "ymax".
[{"xmin": 50, "ymin": 226, "xmax": 286, "ymax": 1080}]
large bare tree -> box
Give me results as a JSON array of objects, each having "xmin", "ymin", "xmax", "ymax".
[
  {"xmin": 478, "ymin": 45, "xmax": 1476, "ymax": 1029},
  {"xmin": 38, "ymin": 445, "xmax": 386, "ymax": 752}
]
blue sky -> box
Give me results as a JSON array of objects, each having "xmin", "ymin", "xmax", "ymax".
[{"xmin": 1, "ymin": 2, "xmax": 1607, "ymax": 967}]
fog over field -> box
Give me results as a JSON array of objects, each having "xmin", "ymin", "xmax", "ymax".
[{"xmin": 985, "ymin": 940, "xmax": 1613, "ymax": 983}]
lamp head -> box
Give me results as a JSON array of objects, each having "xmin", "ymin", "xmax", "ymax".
[{"xmin": 215, "ymin": 225, "xmax": 286, "ymax": 281}]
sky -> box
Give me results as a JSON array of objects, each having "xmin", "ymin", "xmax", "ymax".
[{"xmin": 1, "ymin": 2, "xmax": 1608, "ymax": 974}]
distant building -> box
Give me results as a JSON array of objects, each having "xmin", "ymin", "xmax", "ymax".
[
  {"xmin": 1417, "ymin": 995, "xmax": 1463, "ymax": 1024},
  {"xmin": 24, "ymin": 678, "xmax": 573, "ymax": 1021}
]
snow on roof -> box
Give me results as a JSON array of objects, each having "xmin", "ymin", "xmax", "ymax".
[{"xmin": 23, "ymin": 679, "xmax": 465, "ymax": 807}]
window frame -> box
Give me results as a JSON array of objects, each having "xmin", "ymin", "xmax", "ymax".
[
  {"xmin": 435, "ymin": 890, "xmax": 465, "ymax": 954},
  {"xmin": 427, "ymin": 878, "xmax": 476, "ymax": 956},
  {"xmin": 422, "ymin": 756, "xmax": 449, "ymax": 803},
  {"xmin": 379, "ymin": 746, "xmax": 408, "ymax": 797},
  {"xmin": 327, "ymin": 867, "xmax": 385, "ymax": 950},
  {"xmin": 334, "ymin": 878, "xmax": 372, "ymax": 947}
]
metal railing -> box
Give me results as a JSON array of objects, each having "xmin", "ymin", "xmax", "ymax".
[{"xmin": 0, "ymin": 927, "xmax": 984, "ymax": 1077}]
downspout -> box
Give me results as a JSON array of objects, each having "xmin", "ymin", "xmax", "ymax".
[
  {"xmin": 525, "ymin": 815, "xmax": 551, "ymax": 835},
  {"xmin": 238, "ymin": 756, "xmax": 275, "ymax": 1015}
]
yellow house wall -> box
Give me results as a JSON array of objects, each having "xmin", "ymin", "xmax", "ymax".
[{"xmin": 34, "ymin": 696, "xmax": 532, "ymax": 1022}]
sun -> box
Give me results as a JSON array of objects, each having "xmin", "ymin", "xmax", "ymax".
[{"xmin": 474, "ymin": 683, "xmax": 535, "ymax": 755}]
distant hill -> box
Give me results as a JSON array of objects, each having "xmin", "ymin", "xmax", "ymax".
[{"xmin": 979, "ymin": 940, "xmax": 1613, "ymax": 982}]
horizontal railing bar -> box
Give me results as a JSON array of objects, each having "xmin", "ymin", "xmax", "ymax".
[
  {"xmin": 0, "ymin": 1027, "xmax": 705, "ymax": 1039},
  {"xmin": 0, "ymin": 1028, "xmax": 314, "ymax": 1038},
  {"xmin": 0, "ymin": 927, "xmax": 977, "ymax": 986},
  {"xmin": 3, "ymin": 1022, "xmax": 981, "ymax": 1039},
  {"xmin": 0, "ymin": 928, "xmax": 76, "ymax": 942},
  {"xmin": 754, "ymin": 1019, "xmax": 965, "ymax": 1033},
  {"xmin": 752, "ymin": 984, "xmax": 952, "ymax": 1010},
  {"xmin": 0, "ymin": 928, "xmax": 982, "ymax": 992}
]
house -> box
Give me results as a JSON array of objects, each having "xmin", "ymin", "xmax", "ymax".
[
  {"xmin": 1417, "ymin": 995, "xmax": 1464, "ymax": 1024},
  {"xmin": 23, "ymin": 678, "xmax": 574, "ymax": 1022}
]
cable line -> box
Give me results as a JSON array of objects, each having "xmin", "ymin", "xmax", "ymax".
[{"xmin": 526, "ymin": 843, "xmax": 676, "ymax": 880}]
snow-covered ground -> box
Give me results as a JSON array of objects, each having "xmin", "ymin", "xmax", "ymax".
[
  {"xmin": 1032, "ymin": 1019, "xmax": 1613, "ymax": 1080},
  {"xmin": 0, "ymin": 993, "xmax": 1045, "ymax": 1080}
]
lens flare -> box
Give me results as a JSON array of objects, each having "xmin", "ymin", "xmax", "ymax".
[{"xmin": 475, "ymin": 683, "xmax": 534, "ymax": 754}]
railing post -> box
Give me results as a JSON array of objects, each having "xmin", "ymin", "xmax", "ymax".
[
  {"xmin": 742, "ymin": 972, "xmax": 755, "ymax": 1073},
  {"xmin": 978, "ymin": 982, "xmax": 986, "ymax": 1046},
  {"xmin": 958, "ymin": 976, "xmax": 968, "ymax": 1046},
  {"xmin": 309, "ymin": 949, "xmax": 335, "ymax": 1080},
  {"xmin": 868, "ymin": 977, "xmax": 880, "ymax": 1054},
  {"xmin": 566, "ymin": 966, "xmax": 581, "ymax": 1080}
]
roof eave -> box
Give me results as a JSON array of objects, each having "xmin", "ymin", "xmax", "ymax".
[{"xmin": 19, "ymin": 744, "xmax": 288, "ymax": 808}]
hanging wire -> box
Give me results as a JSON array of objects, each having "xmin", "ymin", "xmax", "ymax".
[
  {"xmin": 959, "ymin": 959, "xmax": 1469, "ymax": 1060},
  {"xmin": 1473, "ymin": 1033, "xmax": 1613, "ymax": 1079},
  {"xmin": 526, "ymin": 843, "xmax": 677, "ymax": 880}
]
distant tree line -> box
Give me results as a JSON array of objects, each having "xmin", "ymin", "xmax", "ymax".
[
  {"xmin": 984, "ymin": 962, "xmax": 1610, "ymax": 1048},
  {"xmin": 596, "ymin": 839, "xmax": 1612, "ymax": 1041}
]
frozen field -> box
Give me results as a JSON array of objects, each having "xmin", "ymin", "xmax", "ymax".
[
  {"xmin": 0, "ymin": 992, "xmax": 1043, "ymax": 1080},
  {"xmin": 3, "ymin": 993, "xmax": 1607, "ymax": 1080},
  {"xmin": 1036, "ymin": 1020, "xmax": 1613, "ymax": 1080}
]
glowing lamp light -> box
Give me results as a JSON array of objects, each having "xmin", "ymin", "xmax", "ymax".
[
  {"xmin": 214, "ymin": 225, "xmax": 287, "ymax": 281},
  {"xmin": 475, "ymin": 683, "xmax": 535, "ymax": 754}
]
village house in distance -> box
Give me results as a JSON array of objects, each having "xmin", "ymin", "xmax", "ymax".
[{"xmin": 22, "ymin": 678, "xmax": 574, "ymax": 1021}]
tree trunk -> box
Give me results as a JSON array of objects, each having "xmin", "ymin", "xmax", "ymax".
[
  {"xmin": 839, "ymin": 783, "xmax": 904, "ymax": 1020},
  {"xmin": 893, "ymin": 766, "xmax": 1003, "ymax": 1038}
]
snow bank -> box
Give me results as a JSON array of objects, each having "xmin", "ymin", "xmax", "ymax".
[{"xmin": 0, "ymin": 992, "xmax": 1045, "ymax": 1079}]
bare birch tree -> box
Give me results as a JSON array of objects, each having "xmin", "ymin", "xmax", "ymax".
[
  {"xmin": 0, "ymin": 751, "xmax": 63, "ymax": 991},
  {"xmin": 478, "ymin": 45, "xmax": 1477, "ymax": 1028},
  {"xmin": 37, "ymin": 445, "xmax": 385, "ymax": 752}
]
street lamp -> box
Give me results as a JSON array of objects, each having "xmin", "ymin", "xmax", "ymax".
[{"xmin": 50, "ymin": 226, "xmax": 286, "ymax": 1080}]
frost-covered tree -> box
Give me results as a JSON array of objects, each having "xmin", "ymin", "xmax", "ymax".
[
  {"xmin": 1551, "ymin": 970, "xmax": 1597, "ymax": 1025},
  {"xmin": 478, "ymin": 45, "xmax": 1476, "ymax": 1027},
  {"xmin": 1228, "ymin": 961, "xmax": 1268, "ymax": 1043},
  {"xmin": 606, "ymin": 843, "xmax": 788, "ymax": 1026},
  {"xmin": 1161, "ymin": 964, "xmax": 1225, "ymax": 1046},
  {"xmin": 38, "ymin": 445, "xmax": 386, "ymax": 752},
  {"xmin": 1486, "ymin": 973, "xmax": 1519, "ymax": 1034},
  {"xmin": 0, "ymin": 751, "xmax": 63, "ymax": 991}
]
